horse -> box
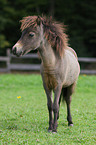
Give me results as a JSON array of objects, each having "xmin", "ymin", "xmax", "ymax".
[{"xmin": 12, "ymin": 15, "xmax": 80, "ymax": 133}]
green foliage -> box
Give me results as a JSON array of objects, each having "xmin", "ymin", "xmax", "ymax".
[
  {"xmin": 0, "ymin": 74, "xmax": 96, "ymax": 144},
  {"xmin": 0, "ymin": 0, "xmax": 96, "ymax": 56},
  {"xmin": 55, "ymin": 0, "xmax": 96, "ymax": 56},
  {"xmin": 0, "ymin": 35, "xmax": 10, "ymax": 50}
]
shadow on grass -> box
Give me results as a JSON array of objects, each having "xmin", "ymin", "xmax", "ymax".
[
  {"xmin": 0, "ymin": 118, "xmax": 49, "ymax": 133},
  {"xmin": 0, "ymin": 117, "xmax": 68, "ymax": 133}
]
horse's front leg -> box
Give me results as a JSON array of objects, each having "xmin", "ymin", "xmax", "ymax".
[
  {"xmin": 53, "ymin": 85, "xmax": 62, "ymax": 133},
  {"xmin": 44, "ymin": 84, "xmax": 53, "ymax": 132}
]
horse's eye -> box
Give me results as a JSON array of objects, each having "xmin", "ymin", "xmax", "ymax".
[{"xmin": 29, "ymin": 32, "xmax": 34, "ymax": 37}]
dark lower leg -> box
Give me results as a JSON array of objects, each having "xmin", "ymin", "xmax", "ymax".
[
  {"xmin": 64, "ymin": 85, "xmax": 75, "ymax": 126},
  {"xmin": 57, "ymin": 95, "xmax": 61, "ymax": 120},
  {"xmin": 53, "ymin": 85, "xmax": 62, "ymax": 132},
  {"xmin": 48, "ymin": 108, "xmax": 53, "ymax": 131},
  {"xmin": 57, "ymin": 111, "xmax": 59, "ymax": 120},
  {"xmin": 43, "ymin": 86, "xmax": 53, "ymax": 132},
  {"xmin": 53, "ymin": 111, "xmax": 58, "ymax": 132},
  {"xmin": 53, "ymin": 103, "xmax": 59, "ymax": 132},
  {"xmin": 67, "ymin": 104, "xmax": 73, "ymax": 126}
]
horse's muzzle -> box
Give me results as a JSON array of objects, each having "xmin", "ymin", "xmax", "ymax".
[
  {"xmin": 12, "ymin": 46, "xmax": 17, "ymax": 55},
  {"xmin": 12, "ymin": 46, "xmax": 22, "ymax": 57}
]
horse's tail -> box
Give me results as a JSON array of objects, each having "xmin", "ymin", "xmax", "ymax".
[
  {"xmin": 59, "ymin": 88, "xmax": 67, "ymax": 104},
  {"xmin": 60, "ymin": 83, "xmax": 76, "ymax": 104}
]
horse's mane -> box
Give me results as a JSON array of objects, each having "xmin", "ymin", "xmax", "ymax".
[{"xmin": 20, "ymin": 15, "xmax": 68, "ymax": 57}]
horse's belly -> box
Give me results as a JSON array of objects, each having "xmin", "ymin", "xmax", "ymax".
[
  {"xmin": 63, "ymin": 50, "xmax": 80, "ymax": 87},
  {"xmin": 65, "ymin": 63, "xmax": 79, "ymax": 86}
]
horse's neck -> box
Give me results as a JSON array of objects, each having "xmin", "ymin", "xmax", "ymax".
[{"xmin": 38, "ymin": 40, "xmax": 56, "ymax": 68}]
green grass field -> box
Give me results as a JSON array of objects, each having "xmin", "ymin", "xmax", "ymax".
[{"xmin": 0, "ymin": 74, "xmax": 96, "ymax": 145}]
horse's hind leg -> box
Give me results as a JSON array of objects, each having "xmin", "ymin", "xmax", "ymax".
[
  {"xmin": 63, "ymin": 82, "xmax": 76, "ymax": 126},
  {"xmin": 57, "ymin": 94, "xmax": 62, "ymax": 120}
]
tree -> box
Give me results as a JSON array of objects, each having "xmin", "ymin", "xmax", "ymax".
[
  {"xmin": 0, "ymin": 0, "xmax": 96, "ymax": 57},
  {"xmin": 0, "ymin": 0, "xmax": 10, "ymax": 54}
]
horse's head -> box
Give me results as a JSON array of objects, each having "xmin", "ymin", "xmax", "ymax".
[
  {"xmin": 12, "ymin": 16, "xmax": 43, "ymax": 57},
  {"xmin": 12, "ymin": 15, "xmax": 68, "ymax": 57}
]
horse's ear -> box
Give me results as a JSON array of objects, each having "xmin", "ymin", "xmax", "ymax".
[
  {"xmin": 48, "ymin": 16, "xmax": 53, "ymax": 24},
  {"xmin": 49, "ymin": 16, "xmax": 52, "ymax": 22},
  {"xmin": 37, "ymin": 16, "xmax": 41, "ymax": 25}
]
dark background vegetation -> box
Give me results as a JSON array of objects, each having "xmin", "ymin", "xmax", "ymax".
[{"xmin": 0, "ymin": 0, "xmax": 96, "ymax": 57}]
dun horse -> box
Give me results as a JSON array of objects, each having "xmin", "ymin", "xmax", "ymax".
[{"xmin": 12, "ymin": 15, "xmax": 80, "ymax": 133}]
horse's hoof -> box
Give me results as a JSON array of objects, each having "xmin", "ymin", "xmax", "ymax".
[
  {"xmin": 48, "ymin": 129, "xmax": 52, "ymax": 133},
  {"xmin": 69, "ymin": 124, "xmax": 73, "ymax": 127},
  {"xmin": 52, "ymin": 131, "xmax": 57, "ymax": 134},
  {"xmin": 48, "ymin": 126, "xmax": 53, "ymax": 132},
  {"xmin": 52, "ymin": 129, "xmax": 57, "ymax": 133}
]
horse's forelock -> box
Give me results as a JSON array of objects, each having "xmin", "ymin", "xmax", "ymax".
[{"xmin": 20, "ymin": 16, "xmax": 38, "ymax": 32}]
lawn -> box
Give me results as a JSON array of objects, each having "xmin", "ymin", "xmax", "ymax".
[{"xmin": 0, "ymin": 74, "xmax": 96, "ymax": 145}]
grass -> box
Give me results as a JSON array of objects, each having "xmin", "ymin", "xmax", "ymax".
[{"xmin": 0, "ymin": 74, "xmax": 96, "ymax": 145}]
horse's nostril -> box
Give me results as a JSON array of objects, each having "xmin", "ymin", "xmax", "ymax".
[{"xmin": 12, "ymin": 47, "xmax": 17, "ymax": 55}]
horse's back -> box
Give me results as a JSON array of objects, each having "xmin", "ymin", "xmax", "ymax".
[{"xmin": 66, "ymin": 47, "xmax": 78, "ymax": 59}]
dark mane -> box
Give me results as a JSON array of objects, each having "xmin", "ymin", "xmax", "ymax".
[{"xmin": 20, "ymin": 15, "xmax": 68, "ymax": 57}]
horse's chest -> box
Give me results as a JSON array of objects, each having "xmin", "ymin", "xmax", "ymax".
[{"xmin": 43, "ymin": 73, "xmax": 57, "ymax": 89}]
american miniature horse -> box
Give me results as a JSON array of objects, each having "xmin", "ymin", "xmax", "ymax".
[{"xmin": 12, "ymin": 15, "xmax": 80, "ymax": 133}]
